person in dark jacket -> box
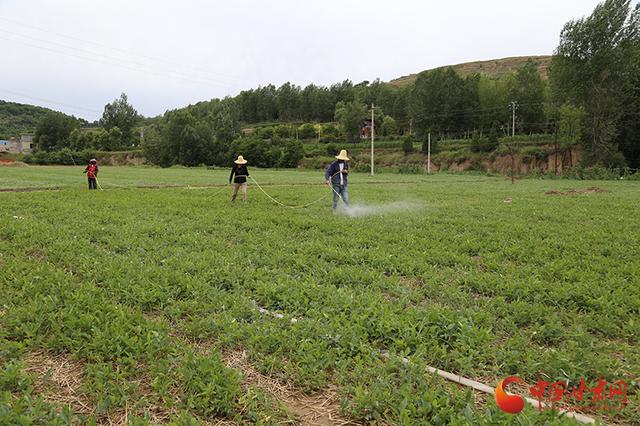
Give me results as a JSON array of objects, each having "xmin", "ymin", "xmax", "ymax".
[
  {"xmin": 229, "ymin": 155, "xmax": 250, "ymax": 205},
  {"xmin": 83, "ymin": 158, "xmax": 99, "ymax": 190},
  {"xmin": 325, "ymin": 149, "xmax": 350, "ymax": 210}
]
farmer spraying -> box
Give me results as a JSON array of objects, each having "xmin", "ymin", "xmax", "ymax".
[
  {"xmin": 83, "ymin": 158, "xmax": 99, "ymax": 190},
  {"xmin": 229, "ymin": 155, "xmax": 250, "ymax": 206},
  {"xmin": 325, "ymin": 149, "xmax": 350, "ymax": 210}
]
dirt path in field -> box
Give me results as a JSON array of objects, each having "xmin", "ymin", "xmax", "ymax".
[
  {"xmin": 545, "ymin": 187, "xmax": 607, "ymax": 195},
  {"xmin": 0, "ymin": 179, "xmax": 428, "ymax": 193},
  {"xmin": 0, "ymin": 187, "xmax": 62, "ymax": 193}
]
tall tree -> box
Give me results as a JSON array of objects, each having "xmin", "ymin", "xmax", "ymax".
[
  {"xmin": 162, "ymin": 110, "xmax": 213, "ymax": 166},
  {"xmin": 34, "ymin": 112, "xmax": 79, "ymax": 151},
  {"xmin": 478, "ymin": 75, "xmax": 511, "ymax": 134},
  {"xmin": 280, "ymin": 139, "xmax": 304, "ymax": 168},
  {"xmin": 509, "ymin": 60, "xmax": 547, "ymax": 133},
  {"xmin": 409, "ymin": 67, "xmax": 479, "ymax": 138},
  {"xmin": 550, "ymin": 0, "xmax": 640, "ymax": 166},
  {"xmin": 100, "ymin": 93, "xmax": 140, "ymax": 147},
  {"xmin": 334, "ymin": 101, "xmax": 367, "ymax": 142},
  {"xmin": 276, "ymin": 82, "xmax": 301, "ymax": 122},
  {"xmin": 211, "ymin": 99, "xmax": 240, "ymax": 142}
]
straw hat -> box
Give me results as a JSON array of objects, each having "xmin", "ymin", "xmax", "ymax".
[
  {"xmin": 89, "ymin": 158, "xmax": 97, "ymax": 163},
  {"xmin": 234, "ymin": 155, "xmax": 248, "ymax": 165},
  {"xmin": 335, "ymin": 150, "xmax": 349, "ymax": 161}
]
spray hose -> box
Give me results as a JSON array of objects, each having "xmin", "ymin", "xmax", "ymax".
[
  {"xmin": 89, "ymin": 171, "xmax": 348, "ymax": 209},
  {"xmin": 236, "ymin": 171, "xmax": 345, "ymax": 209},
  {"xmin": 249, "ymin": 176, "xmax": 332, "ymax": 209}
]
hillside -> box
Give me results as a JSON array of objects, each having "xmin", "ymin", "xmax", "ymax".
[
  {"xmin": 0, "ymin": 100, "xmax": 53, "ymax": 139},
  {"xmin": 0, "ymin": 100, "xmax": 91, "ymax": 140},
  {"xmin": 388, "ymin": 55, "xmax": 552, "ymax": 87}
]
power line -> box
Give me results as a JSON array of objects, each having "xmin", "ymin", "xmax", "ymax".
[
  {"xmin": 0, "ymin": 32, "xmax": 237, "ymax": 90},
  {"xmin": 0, "ymin": 28, "xmax": 236, "ymax": 88},
  {"xmin": 0, "ymin": 88, "xmax": 101, "ymax": 115},
  {"xmin": 0, "ymin": 16, "xmax": 242, "ymax": 83}
]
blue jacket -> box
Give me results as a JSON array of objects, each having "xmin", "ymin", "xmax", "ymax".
[{"xmin": 325, "ymin": 160, "xmax": 349, "ymax": 186}]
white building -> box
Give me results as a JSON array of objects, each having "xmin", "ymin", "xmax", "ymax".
[
  {"xmin": 6, "ymin": 135, "xmax": 34, "ymax": 153},
  {"xmin": 17, "ymin": 135, "xmax": 33, "ymax": 152}
]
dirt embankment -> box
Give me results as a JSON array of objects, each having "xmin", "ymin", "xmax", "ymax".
[
  {"xmin": 96, "ymin": 152, "xmax": 145, "ymax": 166},
  {"xmin": 431, "ymin": 146, "xmax": 582, "ymax": 175},
  {"xmin": 0, "ymin": 158, "xmax": 28, "ymax": 167}
]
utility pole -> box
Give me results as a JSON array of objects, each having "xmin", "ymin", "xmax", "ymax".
[
  {"xmin": 510, "ymin": 101, "xmax": 518, "ymax": 137},
  {"xmin": 427, "ymin": 132, "xmax": 431, "ymax": 174},
  {"xmin": 370, "ymin": 103, "xmax": 375, "ymax": 176}
]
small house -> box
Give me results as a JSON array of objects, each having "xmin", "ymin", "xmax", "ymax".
[
  {"xmin": 0, "ymin": 140, "xmax": 11, "ymax": 152},
  {"xmin": 16, "ymin": 135, "xmax": 34, "ymax": 153},
  {"xmin": 360, "ymin": 118, "xmax": 374, "ymax": 139}
]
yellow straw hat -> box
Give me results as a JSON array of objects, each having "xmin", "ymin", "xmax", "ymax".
[
  {"xmin": 234, "ymin": 155, "xmax": 248, "ymax": 165},
  {"xmin": 335, "ymin": 150, "xmax": 349, "ymax": 161}
]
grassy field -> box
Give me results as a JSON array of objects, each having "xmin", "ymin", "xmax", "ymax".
[
  {"xmin": 0, "ymin": 165, "xmax": 433, "ymax": 190},
  {"xmin": 0, "ymin": 166, "xmax": 638, "ymax": 425}
]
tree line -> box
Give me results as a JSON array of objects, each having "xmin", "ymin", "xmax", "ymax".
[{"xmin": 31, "ymin": 0, "xmax": 639, "ymax": 169}]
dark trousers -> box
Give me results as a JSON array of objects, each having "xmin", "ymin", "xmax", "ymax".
[{"xmin": 88, "ymin": 178, "xmax": 97, "ymax": 190}]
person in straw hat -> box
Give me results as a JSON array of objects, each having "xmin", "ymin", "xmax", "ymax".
[
  {"xmin": 324, "ymin": 149, "xmax": 350, "ymax": 210},
  {"xmin": 83, "ymin": 158, "xmax": 99, "ymax": 190},
  {"xmin": 229, "ymin": 155, "xmax": 250, "ymax": 205}
]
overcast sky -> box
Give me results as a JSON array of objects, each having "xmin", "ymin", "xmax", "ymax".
[{"xmin": 0, "ymin": 0, "xmax": 607, "ymax": 121}]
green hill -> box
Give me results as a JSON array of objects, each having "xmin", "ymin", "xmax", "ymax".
[
  {"xmin": 0, "ymin": 100, "xmax": 90, "ymax": 140},
  {"xmin": 388, "ymin": 55, "xmax": 552, "ymax": 87},
  {"xmin": 0, "ymin": 100, "xmax": 54, "ymax": 139}
]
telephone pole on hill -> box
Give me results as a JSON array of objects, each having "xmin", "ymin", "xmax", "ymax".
[
  {"xmin": 370, "ymin": 103, "xmax": 375, "ymax": 176},
  {"xmin": 510, "ymin": 101, "xmax": 518, "ymax": 137}
]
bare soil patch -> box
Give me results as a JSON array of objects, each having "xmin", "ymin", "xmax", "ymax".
[
  {"xmin": 0, "ymin": 187, "xmax": 61, "ymax": 193},
  {"xmin": 25, "ymin": 248, "xmax": 47, "ymax": 261},
  {"xmin": 223, "ymin": 349, "xmax": 357, "ymax": 426},
  {"xmin": 0, "ymin": 159, "xmax": 28, "ymax": 167},
  {"xmin": 545, "ymin": 187, "xmax": 607, "ymax": 196},
  {"xmin": 23, "ymin": 351, "xmax": 93, "ymax": 416},
  {"xmin": 23, "ymin": 351, "xmax": 180, "ymax": 424}
]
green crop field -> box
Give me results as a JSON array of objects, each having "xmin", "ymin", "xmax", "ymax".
[{"xmin": 0, "ymin": 166, "xmax": 638, "ymax": 425}]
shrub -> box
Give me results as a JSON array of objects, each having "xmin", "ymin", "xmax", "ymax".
[
  {"xmin": 319, "ymin": 135, "xmax": 338, "ymax": 144},
  {"xmin": 402, "ymin": 136, "xmax": 414, "ymax": 155},
  {"xmin": 397, "ymin": 163, "xmax": 423, "ymax": 174},
  {"xmin": 564, "ymin": 165, "xmax": 621, "ymax": 180},
  {"xmin": 274, "ymin": 124, "xmax": 292, "ymax": 138},
  {"xmin": 520, "ymin": 146, "xmax": 549, "ymax": 164},
  {"xmin": 298, "ymin": 123, "xmax": 317, "ymax": 140},
  {"xmin": 352, "ymin": 162, "xmax": 370, "ymax": 173},
  {"xmin": 279, "ymin": 140, "xmax": 304, "ymax": 168},
  {"xmin": 23, "ymin": 149, "xmax": 106, "ymax": 165},
  {"xmin": 299, "ymin": 156, "xmax": 334, "ymax": 169},
  {"xmin": 470, "ymin": 134, "xmax": 497, "ymax": 153}
]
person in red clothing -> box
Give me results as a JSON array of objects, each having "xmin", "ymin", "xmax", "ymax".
[{"xmin": 83, "ymin": 158, "xmax": 99, "ymax": 190}]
